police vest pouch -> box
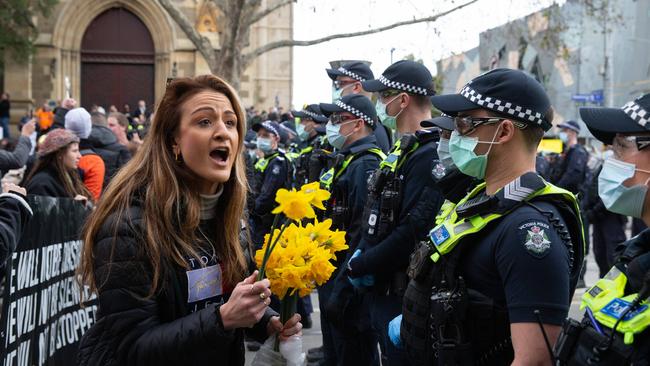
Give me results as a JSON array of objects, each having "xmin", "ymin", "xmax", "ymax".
[
  {"xmin": 554, "ymin": 318, "xmax": 633, "ymax": 366},
  {"xmin": 429, "ymin": 277, "xmax": 473, "ymax": 365},
  {"xmin": 408, "ymin": 241, "xmax": 435, "ymax": 282}
]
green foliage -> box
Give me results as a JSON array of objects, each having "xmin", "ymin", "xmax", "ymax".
[{"xmin": 0, "ymin": 0, "xmax": 59, "ymax": 63}]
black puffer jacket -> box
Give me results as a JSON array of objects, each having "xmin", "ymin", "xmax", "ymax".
[
  {"xmin": 87, "ymin": 125, "xmax": 131, "ymax": 185},
  {"xmin": 77, "ymin": 199, "xmax": 274, "ymax": 366}
]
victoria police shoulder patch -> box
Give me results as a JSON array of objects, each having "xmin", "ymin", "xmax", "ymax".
[
  {"xmin": 431, "ymin": 159, "xmax": 446, "ymax": 180},
  {"xmin": 518, "ymin": 220, "xmax": 552, "ymax": 258}
]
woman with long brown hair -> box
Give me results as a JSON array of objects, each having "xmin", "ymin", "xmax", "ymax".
[
  {"xmin": 26, "ymin": 128, "xmax": 92, "ymax": 202},
  {"xmin": 77, "ymin": 75, "xmax": 301, "ymax": 365}
]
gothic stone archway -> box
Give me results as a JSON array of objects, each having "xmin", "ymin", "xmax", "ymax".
[{"xmin": 51, "ymin": 0, "xmax": 176, "ymax": 105}]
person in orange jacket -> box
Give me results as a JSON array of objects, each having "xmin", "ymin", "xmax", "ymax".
[
  {"xmin": 35, "ymin": 103, "xmax": 54, "ymax": 132},
  {"xmin": 64, "ymin": 107, "xmax": 105, "ymax": 201}
]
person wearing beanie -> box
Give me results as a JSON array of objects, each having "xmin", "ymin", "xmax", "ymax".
[
  {"xmin": 65, "ymin": 107, "xmax": 105, "ymax": 200},
  {"xmin": 25, "ymin": 129, "xmax": 92, "ymax": 202}
]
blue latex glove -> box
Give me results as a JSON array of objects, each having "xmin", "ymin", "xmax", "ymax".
[
  {"xmin": 388, "ymin": 314, "xmax": 403, "ymax": 348},
  {"xmin": 347, "ymin": 249, "xmax": 375, "ymax": 288}
]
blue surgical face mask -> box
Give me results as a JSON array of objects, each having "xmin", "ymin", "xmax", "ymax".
[
  {"xmin": 375, "ymin": 95, "xmax": 403, "ymax": 130},
  {"xmin": 437, "ymin": 137, "xmax": 454, "ymax": 169},
  {"xmin": 448, "ymin": 125, "xmax": 502, "ymax": 179},
  {"xmin": 559, "ymin": 131, "xmax": 568, "ymax": 144},
  {"xmin": 598, "ymin": 158, "xmax": 650, "ymax": 218},
  {"xmin": 256, "ymin": 137, "xmax": 274, "ymax": 154},
  {"xmin": 326, "ymin": 120, "xmax": 356, "ymax": 150},
  {"xmin": 332, "ymin": 84, "xmax": 353, "ymax": 102},
  {"xmin": 296, "ymin": 123, "xmax": 310, "ymax": 141}
]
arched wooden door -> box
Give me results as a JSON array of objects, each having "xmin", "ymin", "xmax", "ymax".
[{"xmin": 81, "ymin": 7, "xmax": 154, "ymax": 111}]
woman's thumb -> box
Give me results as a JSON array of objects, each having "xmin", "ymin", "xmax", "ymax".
[{"xmin": 242, "ymin": 270, "xmax": 259, "ymax": 285}]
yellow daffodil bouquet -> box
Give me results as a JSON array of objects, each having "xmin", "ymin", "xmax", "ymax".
[{"xmin": 255, "ymin": 182, "xmax": 348, "ymax": 348}]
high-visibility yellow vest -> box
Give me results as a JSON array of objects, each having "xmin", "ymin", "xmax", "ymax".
[{"xmin": 581, "ymin": 266, "xmax": 650, "ymax": 344}]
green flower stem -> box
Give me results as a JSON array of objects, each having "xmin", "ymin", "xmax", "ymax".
[
  {"xmin": 274, "ymin": 291, "xmax": 298, "ymax": 351},
  {"xmin": 257, "ymin": 216, "xmax": 290, "ymax": 280}
]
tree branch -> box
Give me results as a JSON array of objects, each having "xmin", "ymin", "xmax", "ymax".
[
  {"xmin": 248, "ymin": 0, "xmax": 295, "ymax": 26},
  {"xmin": 158, "ymin": 0, "xmax": 218, "ymax": 65},
  {"xmin": 244, "ymin": 0, "xmax": 477, "ymax": 61}
]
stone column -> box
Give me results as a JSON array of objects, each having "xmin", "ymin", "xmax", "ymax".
[{"xmin": 4, "ymin": 53, "xmax": 33, "ymax": 123}]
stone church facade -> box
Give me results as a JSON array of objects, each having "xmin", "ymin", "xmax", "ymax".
[{"xmin": 3, "ymin": 0, "xmax": 293, "ymax": 121}]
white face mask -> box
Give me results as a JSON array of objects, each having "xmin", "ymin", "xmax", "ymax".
[
  {"xmin": 598, "ymin": 158, "xmax": 650, "ymax": 218},
  {"xmin": 326, "ymin": 120, "xmax": 356, "ymax": 149},
  {"xmin": 437, "ymin": 137, "xmax": 454, "ymax": 169}
]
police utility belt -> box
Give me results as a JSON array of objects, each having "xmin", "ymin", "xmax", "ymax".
[
  {"xmin": 403, "ymin": 173, "xmax": 584, "ymax": 366},
  {"xmin": 553, "ymin": 265, "xmax": 650, "ymax": 365}
]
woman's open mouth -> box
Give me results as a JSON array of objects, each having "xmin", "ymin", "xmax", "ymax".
[{"xmin": 209, "ymin": 147, "xmax": 230, "ymax": 167}]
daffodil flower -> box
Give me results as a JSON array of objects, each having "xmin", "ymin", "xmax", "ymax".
[
  {"xmin": 272, "ymin": 188, "xmax": 315, "ymax": 221},
  {"xmin": 299, "ymin": 182, "xmax": 331, "ymax": 210}
]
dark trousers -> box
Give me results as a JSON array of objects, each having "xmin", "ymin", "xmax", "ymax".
[
  {"xmin": 369, "ymin": 292, "xmax": 410, "ymax": 366},
  {"xmin": 319, "ymin": 280, "xmax": 380, "ymax": 366},
  {"xmin": 592, "ymin": 214, "xmax": 627, "ymax": 277}
]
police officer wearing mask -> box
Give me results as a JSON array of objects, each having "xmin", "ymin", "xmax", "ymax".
[
  {"xmin": 554, "ymin": 120, "xmax": 589, "ymax": 194},
  {"xmin": 292, "ymin": 105, "xmax": 329, "ymax": 186},
  {"xmin": 249, "ymin": 121, "xmax": 290, "ymax": 248},
  {"xmin": 312, "ymin": 94, "xmax": 386, "ymax": 365},
  {"xmin": 421, "ymin": 115, "xmax": 479, "ymax": 204},
  {"xmin": 554, "ymin": 94, "xmax": 650, "ymax": 365},
  {"xmin": 346, "ymin": 60, "xmax": 444, "ymax": 365},
  {"xmin": 399, "ymin": 68, "xmax": 585, "ymax": 366},
  {"xmin": 327, "ymin": 61, "xmax": 392, "ymax": 153}
]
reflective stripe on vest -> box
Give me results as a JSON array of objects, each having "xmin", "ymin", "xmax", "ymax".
[
  {"xmin": 254, "ymin": 152, "xmax": 280, "ymax": 172},
  {"xmin": 428, "ymin": 180, "xmax": 582, "ymax": 263},
  {"xmin": 581, "ymin": 266, "xmax": 650, "ymax": 344},
  {"xmin": 379, "ymin": 140, "xmax": 420, "ymax": 172},
  {"xmin": 320, "ymin": 148, "xmax": 386, "ymax": 190}
]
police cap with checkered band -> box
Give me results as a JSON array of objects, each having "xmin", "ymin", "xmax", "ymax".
[
  {"xmin": 430, "ymin": 68, "xmax": 553, "ymax": 131},
  {"xmin": 361, "ymin": 60, "xmax": 436, "ymax": 97},
  {"xmin": 580, "ymin": 93, "xmax": 650, "ymax": 145},
  {"xmin": 292, "ymin": 104, "xmax": 328, "ymax": 123},
  {"xmin": 319, "ymin": 94, "xmax": 378, "ymax": 130},
  {"xmin": 326, "ymin": 61, "xmax": 374, "ymax": 82},
  {"xmin": 252, "ymin": 120, "xmax": 281, "ymax": 138}
]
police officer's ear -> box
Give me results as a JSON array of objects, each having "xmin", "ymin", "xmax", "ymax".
[
  {"xmin": 496, "ymin": 119, "xmax": 516, "ymax": 145},
  {"xmin": 398, "ymin": 92, "xmax": 410, "ymax": 109},
  {"xmin": 351, "ymin": 81, "xmax": 363, "ymax": 94}
]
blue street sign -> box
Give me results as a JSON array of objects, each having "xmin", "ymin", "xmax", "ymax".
[
  {"xmin": 571, "ymin": 90, "xmax": 604, "ymax": 105},
  {"xmin": 571, "ymin": 94, "xmax": 591, "ymax": 102}
]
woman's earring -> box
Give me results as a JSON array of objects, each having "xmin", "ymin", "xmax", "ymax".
[{"xmin": 173, "ymin": 147, "xmax": 180, "ymax": 162}]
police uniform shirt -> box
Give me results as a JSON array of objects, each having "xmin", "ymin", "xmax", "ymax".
[
  {"xmin": 250, "ymin": 151, "xmax": 289, "ymax": 245},
  {"xmin": 555, "ymin": 143, "xmax": 589, "ymax": 195},
  {"xmin": 459, "ymin": 194, "xmax": 572, "ymax": 325},
  {"xmin": 330, "ymin": 134, "xmax": 383, "ymax": 251},
  {"xmin": 351, "ymin": 130, "xmax": 445, "ymax": 278}
]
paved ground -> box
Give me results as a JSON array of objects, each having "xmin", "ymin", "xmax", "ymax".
[{"xmin": 246, "ymin": 252, "xmax": 601, "ymax": 364}]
